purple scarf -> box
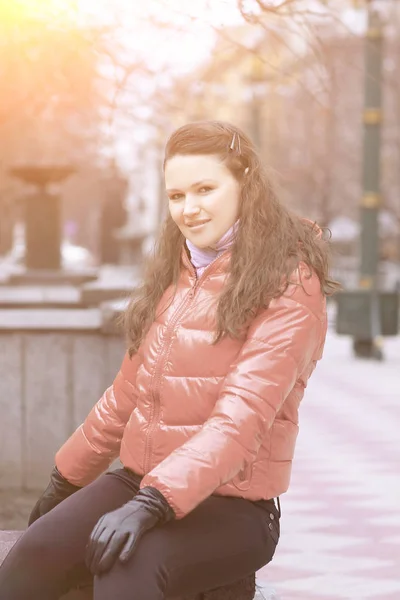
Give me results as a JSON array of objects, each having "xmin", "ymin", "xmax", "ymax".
[{"xmin": 186, "ymin": 220, "xmax": 239, "ymax": 278}]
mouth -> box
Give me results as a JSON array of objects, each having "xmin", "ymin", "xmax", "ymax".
[{"xmin": 186, "ymin": 220, "xmax": 211, "ymax": 231}]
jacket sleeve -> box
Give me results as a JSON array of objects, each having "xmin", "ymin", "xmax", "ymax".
[
  {"xmin": 140, "ymin": 269, "xmax": 326, "ymax": 518},
  {"xmin": 56, "ymin": 351, "xmax": 141, "ymax": 486}
]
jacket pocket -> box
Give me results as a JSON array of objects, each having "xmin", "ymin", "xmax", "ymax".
[{"xmin": 231, "ymin": 463, "xmax": 253, "ymax": 491}]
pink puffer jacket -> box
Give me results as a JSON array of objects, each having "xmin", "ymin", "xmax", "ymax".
[{"xmin": 56, "ymin": 247, "xmax": 327, "ymax": 518}]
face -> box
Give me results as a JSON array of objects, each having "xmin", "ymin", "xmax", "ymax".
[{"xmin": 165, "ymin": 154, "xmax": 240, "ymax": 249}]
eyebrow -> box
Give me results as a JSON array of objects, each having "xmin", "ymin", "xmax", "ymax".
[{"xmin": 166, "ymin": 179, "xmax": 217, "ymax": 193}]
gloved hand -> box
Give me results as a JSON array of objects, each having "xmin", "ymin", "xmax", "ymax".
[
  {"xmin": 85, "ymin": 486, "xmax": 175, "ymax": 576},
  {"xmin": 28, "ymin": 466, "xmax": 81, "ymax": 526}
]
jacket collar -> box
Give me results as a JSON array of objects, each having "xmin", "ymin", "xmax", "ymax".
[
  {"xmin": 181, "ymin": 245, "xmax": 231, "ymax": 278},
  {"xmin": 185, "ymin": 220, "xmax": 239, "ymax": 272}
]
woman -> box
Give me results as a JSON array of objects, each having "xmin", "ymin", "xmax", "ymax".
[{"xmin": 0, "ymin": 121, "xmax": 339, "ymax": 600}]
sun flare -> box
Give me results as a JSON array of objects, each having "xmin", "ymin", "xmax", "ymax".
[{"xmin": 0, "ymin": 0, "xmax": 79, "ymax": 24}]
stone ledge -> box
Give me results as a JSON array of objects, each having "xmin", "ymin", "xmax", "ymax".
[
  {"xmin": 0, "ymin": 308, "xmax": 102, "ymax": 331},
  {"xmin": 0, "ymin": 285, "xmax": 82, "ymax": 309},
  {"xmin": 0, "ymin": 531, "xmax": 22, "ymax": 564},
  {"xmin": 0, "ymin": 302, "xmax": 127, "ymax": 334},
  {"xmin": 7, "ymin": 269, "xmax": 98, "ymax": 287}
]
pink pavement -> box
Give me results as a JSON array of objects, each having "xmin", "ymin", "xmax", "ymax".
[{"xmin": 257, "ymin": 329, "xmax": 400, "ymax": 600}]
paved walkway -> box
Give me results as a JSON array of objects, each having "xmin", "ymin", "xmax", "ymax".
[{"xmin": 257, "ymin": 328, "xmax": 400, "ymax": 600}]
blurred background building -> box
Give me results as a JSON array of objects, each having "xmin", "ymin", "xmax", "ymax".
[{"xmin": 1, "ymin": 1, "xmax": 400, "ymax": 270}]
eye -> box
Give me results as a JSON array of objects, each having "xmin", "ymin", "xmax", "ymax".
[
  {"xmin": 198, "ymin": 186, "xmax": 213, "ymax": 194},
  {"xmin": 169, "ymin": 193, "xmax": 184, "ymax": 201}
]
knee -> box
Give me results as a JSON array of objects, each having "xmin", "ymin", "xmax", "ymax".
[
  {"xmin": 94, "ymin": 564, "xmax": 165, "ymax": 600},
  {"xmin": 94, "ymin": 532, "xmax": 169, "ymax": 599}
]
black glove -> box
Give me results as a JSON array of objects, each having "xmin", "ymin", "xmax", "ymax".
[
  {"xmin": 28, "ymin": 466, "xmax": 81, "ymax": 526},
  {"xmin": 85, "ymin": 486, "xmax": 175, "ymax": 575}
]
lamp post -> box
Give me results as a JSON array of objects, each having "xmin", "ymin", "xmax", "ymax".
[
  {"xmin": 354, "ymin": 3, "xmax": 384, "ymax": 358},
  {"xmin": 335, "ymin": 1, "xmax": 399, "ymax": 357}
]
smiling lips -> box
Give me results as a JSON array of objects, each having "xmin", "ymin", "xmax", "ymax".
[{"xmin": 186, "ymin": 220, "xmax": 211, "ymax": 228}]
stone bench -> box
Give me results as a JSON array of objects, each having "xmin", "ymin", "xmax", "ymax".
[{"xmin": 0, "ymin": 531, "xmax": 268, "ymax": 599}]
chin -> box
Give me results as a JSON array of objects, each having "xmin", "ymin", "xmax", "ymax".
[
  {"xmin": 184, "ymin": 222, "xmax": 219, "ymax": 248},
  {"xmin": 188, "ymin": 235, "xmax": 216, "ymax": 249}
]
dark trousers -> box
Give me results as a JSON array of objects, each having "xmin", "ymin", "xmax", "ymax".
[{"xmin": 0, "ymin": 468, "xmax": 280, "ymax": 600}]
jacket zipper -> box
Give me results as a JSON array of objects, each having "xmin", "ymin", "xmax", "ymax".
[{"xmin": 143, "ymin": 250, "xmax": 229, "ymax": 473}]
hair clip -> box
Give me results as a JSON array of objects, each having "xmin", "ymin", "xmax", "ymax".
[{"xmin": 229, "ymin": 132, "xmax": 241, "ymax": 155}]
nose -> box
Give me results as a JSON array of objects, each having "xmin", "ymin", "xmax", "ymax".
[{"xmin": 182, "ymin": 194, "xmax": 201, "ymax": 218}]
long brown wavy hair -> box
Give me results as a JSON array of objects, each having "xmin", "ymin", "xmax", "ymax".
[{"xmin": 124, "ymin": 120, "xmax": 340, "ymax": 356}]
